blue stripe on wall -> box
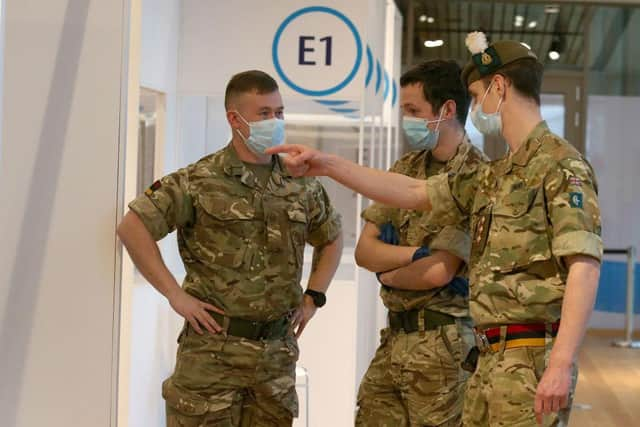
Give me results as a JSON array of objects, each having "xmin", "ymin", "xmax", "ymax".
[{"xmin": 594, "ymin": 260, "xmax": 640, "ymax": 313}]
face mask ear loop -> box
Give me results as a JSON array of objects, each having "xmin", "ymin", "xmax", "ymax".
[
  {"xmin": 478, "ymin": 79, "xmax": 496, "ymax": 114},
  {"xmin": 232, "ymin": 110, "xmax": 251, "ymax": 141},
  {"xmin": 434, "ymin": 105, "xmax": 446, "ymax": 133},
  {"xmin": 494, "ymin": 96, "xmax": 504, "ymax": 115}
]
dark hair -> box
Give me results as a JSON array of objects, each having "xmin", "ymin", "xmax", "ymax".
[
  {"xmin": 482, "ymin": 58, "xmax": 544, "ymax": 105},
  {"xmin": 224, "ymin": 70, "xmax": 279, "ymax": 109},
  {"xmin": 400, "ymin": 60, "xmax": 470, "ymax": 125}
]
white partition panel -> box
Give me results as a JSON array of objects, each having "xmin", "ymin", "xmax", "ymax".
[{"xmin": 0, "ymin": 0, "xmax": 127, "ymax": 426}]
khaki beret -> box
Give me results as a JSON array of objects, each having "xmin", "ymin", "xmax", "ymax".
[{"xmin": 462, "ymin": 36, "xmax": 541, "ymax": 85}]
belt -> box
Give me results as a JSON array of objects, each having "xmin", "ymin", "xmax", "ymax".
[
  {"xmin": 388, "ymin": 308, "xmax": 456, "ymax": 333},
  {"xmin": 202, "ymin": 311, "xmax": 291, "ymax": 341},
  {"xmin": 475, "ymin": 322, "xmax": 560, "ymax": 353}
]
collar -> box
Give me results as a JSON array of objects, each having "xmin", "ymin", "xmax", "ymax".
[
  {"xmin": 494, "ymin": 121, "xmax": 549, "ymax": 176},
  {"xmin": 511, "ymin": 121, "xmax": 548, "ymax": 167},
  {"xmin": 222, "ymin": 143, "xmax": 287, "ymax": 188}
]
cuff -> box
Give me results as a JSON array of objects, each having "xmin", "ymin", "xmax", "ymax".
[
  {"xmin": 424, "ymin": 174, "xmax": 464, "ymax": 226},
  {"xmin": 308, "ymin": 212, "xmax": 342, "ymax": 247},
  {"xmin": 430, "ymin": 226, "xmax": 471, "ymax": 264},
  {"xmin": 128, "ymin": 196, "xmax": 170, "ymax": 241},
  {"xmin": 552, "ymin": 230, "xmax": 603, "ymax": 262}
]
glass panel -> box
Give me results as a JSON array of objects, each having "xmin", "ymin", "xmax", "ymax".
[
  {"xmin": 589, "ymin": 7, "xmax": 640, "ymax": 96},
  {"xmin": 540, "ymin": 93, "xmax": 565, "ymax": 138}
]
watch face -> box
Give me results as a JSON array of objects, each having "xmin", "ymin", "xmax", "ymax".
[
  {"xmin": 314, "ymin": 293, "xmax": 326, "ymax": 307},
  {"xmin": 306, "ymin": 290, "xmax": 326, "ymax": 307}
]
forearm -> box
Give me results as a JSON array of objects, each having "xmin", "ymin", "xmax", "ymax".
[
  {"xmin": 324, "ymin": 155, "xmax": 432, "ymax": 211},
  {"xmin": 355, "ymin": 239, "xmax": 418, "ymax": 272},
  {"xmin": 384, "ymin": 252, "xmax": 460, "ymax": 290},
  {"xmin": 549, "ymin": 256, "xmax": 601, "ymax": 368},
  {"xmin": 306, "ymin": 234, "xmax": 343, "ymax": 293},
  {"xmin": 117, "ymin": 211, "xmax": 181, "ymax": 299}
]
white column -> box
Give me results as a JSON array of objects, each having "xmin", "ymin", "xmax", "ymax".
[{"xmin": 0, "ymin": 1, "xmax": 127, "ymax": 426}]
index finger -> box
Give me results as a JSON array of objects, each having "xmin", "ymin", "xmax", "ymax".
[
  {"xmin": 203, "ymin": 303, "xmax": 225, "ymax": 315},
  {"xmin": 265, "ymin": 144, "xmax": 304, "ymax": 156}
]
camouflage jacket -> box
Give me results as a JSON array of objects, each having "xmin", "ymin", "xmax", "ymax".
[
  {"xmin": 361, "ymin": 140, "xmax": 487, "ymax": 315},
  {"xmin": 129, "ymin": 144, "xmax": 342, "ymax": 321},
  {"xmin": 426, "ymin": 122, "xmax": 603, "ymax": 327}
]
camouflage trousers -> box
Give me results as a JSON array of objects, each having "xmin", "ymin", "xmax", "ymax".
[
  {"xmin": 163, "ymin": 326, "xmax": 299, "ymax": 427},
  {"xmin": 356, "ymin": 319, "xmax": 475, "ymax": 427},
  {"xmin": 463, "ymin": 337, "xmax": 578, "ymax": 427}
]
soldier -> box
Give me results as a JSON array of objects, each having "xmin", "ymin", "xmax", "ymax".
[
  {"xmin": 268, "ymin": 33, "xmax": 601, "ymax": 427},
  {"xmin": 354, "ymin": 60, "xmax": 486, "ymax": 427},
  {"xmin": 117, "ymin": 70, "xmax": 343, "ymax": 426}
]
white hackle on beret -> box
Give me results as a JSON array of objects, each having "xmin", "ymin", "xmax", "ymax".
[{"xmin": 465, "ymin": 31, "xmax": 489, "ymax": 55}]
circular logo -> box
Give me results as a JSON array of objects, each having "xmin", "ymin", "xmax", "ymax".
[{"xmin": 272, "ymin": 6, "xmax": 362, "ymax": 97}]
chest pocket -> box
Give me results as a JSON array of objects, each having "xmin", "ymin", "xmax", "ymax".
[
  {"xmin": 286, "ymin": 204, "xmax": 308, "ymax": 265},
  {"xmin": 191, "ymin": 194, "xmax": 257, "ymax": 268},
  {"xmin": 489, "ymin": 187, "xmax": 552, "ymax": 273}
]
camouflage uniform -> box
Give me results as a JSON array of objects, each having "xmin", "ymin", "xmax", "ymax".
[
  {"xmin": 129, "ymin": 144, "xmax": 341, "ymax": 426},
  {"xmin": 425, "ymin": 122, "xmax": 602, "ymax": 426},
  {"xmin": 356, "ymin": 141, "xmax": 487, "ymax": 427}
]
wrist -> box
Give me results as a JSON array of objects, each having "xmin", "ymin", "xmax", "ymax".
[
  {"xmin": 165, "ymin": 285, "xmax": 182, "ymax": 302},
  {"xmin": 324, "ymin": 154, "xmax": 339, "ymax": 176},
  {"xmin": 548, "ymin": 352, "xmax": 574, "ymax": 369},
  {"xmin": 304, "ymin": 289, "xmax": 326, "ymax": 308}
]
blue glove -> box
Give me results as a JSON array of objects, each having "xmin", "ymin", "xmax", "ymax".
[
  {"xmin": 378, "ymin": 222, "xmax": 399, "ymax": 245},
  {"xmin": 447, "ymin": 277, "xmax": 469, "ymax": 297},
  {"xmin": 411, "ymin": 246, "xmax": 431, "ymax": 262}
]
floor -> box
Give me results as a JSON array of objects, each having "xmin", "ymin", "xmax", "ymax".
[{"xmin": 569, "ymin": 330, "xmax": 640, "ymax": 427}]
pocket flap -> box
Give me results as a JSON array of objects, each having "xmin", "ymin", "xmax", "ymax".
[
  {"xmin": 287, "ymin": 206, "xmax": 307, "ymax": 223},
  {"xmin": 492, "ymin": 188, "xmax": 537, "ymax": 218},
  {"xmin": 163, "ymin": 380, "xmax": 235, "ymax": 416},
  {"xmin": 199, "ymin": 194, "xmax": 255, "ymax": 221}
]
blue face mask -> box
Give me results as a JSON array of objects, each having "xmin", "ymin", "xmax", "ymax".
[
  {"xmin": 234, "ymin": 112, "xmax": 286, "ymax": 155},
  {"xmin": 402, "ymin": 108, "xmax": 446, "ymax": 151},
  {"xmin": 470, "ymin": 80, "xmax": 503, "ymax": 137}
]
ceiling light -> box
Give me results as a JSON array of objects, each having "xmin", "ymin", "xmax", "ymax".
[
  {"xmin": 424, "ymin": 39, "xmax": 444, "ymax": 48},
  {"xmin": 427, "ymin": 16, "xmax": 435, "ymax": 24},
  {"xmin": 419, "ymin": 14, "xmax": 427, "ymax": 22},
  {"xmin": 545, "ymin": 5, "xmax": 560, "ymax": 14},
  {"xmin": 528, "ymin": 21, "xmax": 538, "ymax": 29},
  {"xmin": 514, "ymin": 21, "xmax": 523, "ymax": 27},
  {"xmin": 515, "ymin": 15, "xmax": 524, "ymax": 22},
  {"xmin": 520, "ymin": 42, "xmax": 531, "ymax": 49},
  {"xmin": 548, "ymin": 37, "xmax": 563, "ymax": 61}
]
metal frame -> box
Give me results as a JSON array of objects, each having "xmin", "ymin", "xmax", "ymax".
[{"xmin": 606, "ymin": 247, "xmax": 640, "ymax": 349}]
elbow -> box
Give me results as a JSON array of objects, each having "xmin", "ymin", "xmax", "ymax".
[
  {"xmin": 116, "ymin": 212, "xmax": 134, "ymax": 242},
  {"xmin": 353, "ymin": 247, "xmax": 368, "ymax": 269},
  {"xmin": 354, "ymin": 245, "xmax": 378, "ymax": 271},
  {"xmin": 426, "ymin": 269, "xmax": 456, "ymax": 288}
]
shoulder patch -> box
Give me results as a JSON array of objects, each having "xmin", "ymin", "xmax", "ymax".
[
  {"xmin": 569, "ymin": 192, "xmax": 583, "ymax": 209},
  {"xmin": 145, "ymin": 180, "xmax": 162, "ymax": 196}
]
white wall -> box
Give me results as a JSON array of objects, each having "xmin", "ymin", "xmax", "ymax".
[
  {"xmin": 0, "ymin": 1, "xmax": 126, "ymax": 426},
  {"xmin": 586, "ymin": 95, "xmax": 640, "ymax": 330}
]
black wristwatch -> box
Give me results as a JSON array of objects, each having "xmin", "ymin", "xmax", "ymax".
[{"xmin": 304, "ymin": 289, "xmax": 327, "ymax": 308}]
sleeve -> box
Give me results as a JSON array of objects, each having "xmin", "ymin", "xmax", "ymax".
[
  {"xmin": 306, "ymin": 179, "xmax": 342, "ymax": 247},
  {"xmin": 544, "ymin": 157, "xmax": 603, "ymax": 261},
  {"xmin": 428, "ymin": 223, "xmax": 471, "ymax": 264},
  {"xmin": 128, "ymin": 168, "xmax": 194, "ymax": 241},
  {"xmin": 424, "ymin": 167, "xmax": 480, "ymax": 227},
  {"xmin": 361, "ymin": 202, "xmax": 397, "ymax": 227},
  {"xmin": 360, "ymin": 157, "xmax": 408, "ymax": 227}
]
